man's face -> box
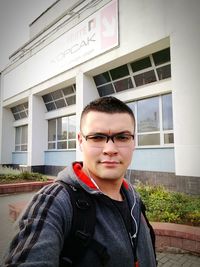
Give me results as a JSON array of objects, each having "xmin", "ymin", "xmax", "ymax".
[{"xmin": 78, "ymin": 111, "xmax": 135, "ymax": 183}]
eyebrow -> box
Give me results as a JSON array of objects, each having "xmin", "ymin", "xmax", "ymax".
[{"xmin": 85, "ymin": 131, "xmax": 133, "ymax": 135}]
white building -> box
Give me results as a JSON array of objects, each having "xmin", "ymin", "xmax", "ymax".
[{"xmin": 0, "ymin": 0, "xmax": 200, "ymax": 194}]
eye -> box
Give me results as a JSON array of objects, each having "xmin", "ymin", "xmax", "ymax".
[
  {"xmin": 115, "ymin": 134, "xmax": 131, "ymax": 142},
  {"xmin": 87, "ymin": 135, "xmax": 107, "ymax": 142}
]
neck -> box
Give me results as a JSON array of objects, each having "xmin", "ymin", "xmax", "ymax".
[{"xmin": 100, "ymin": 186, "xmax": 123, "ymax": 201}]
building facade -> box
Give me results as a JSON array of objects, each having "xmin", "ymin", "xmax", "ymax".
[{"xmin": 0, "ymin": 0, "xmax": 200, "ymax": 194}]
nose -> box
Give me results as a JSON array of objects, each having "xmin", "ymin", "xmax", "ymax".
[{"xmin": 102, "ymin": 138, "xmax": 118, "ymax": 155}]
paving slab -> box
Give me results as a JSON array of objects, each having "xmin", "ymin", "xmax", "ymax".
[{"xmin": 157, "ymin": 252, "xmax": 200, "ymax": 267}]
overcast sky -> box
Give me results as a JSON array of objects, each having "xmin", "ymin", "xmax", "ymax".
[{"xmin": 0, "ymin": 0, "xmax": 55, "ymax": 72}]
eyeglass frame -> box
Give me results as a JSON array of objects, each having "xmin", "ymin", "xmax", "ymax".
[{"xmin": 81, "ymin": 132, "xmax": 134, "ymax": 147}]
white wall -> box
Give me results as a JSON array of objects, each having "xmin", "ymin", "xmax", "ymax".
[
  {"xmin": 30, "ymin": 0, "xmax": 80, "ymax": 38},
  {"xmin": 1, "ymin": 0, "xmax": 200, "ymax": 177}
]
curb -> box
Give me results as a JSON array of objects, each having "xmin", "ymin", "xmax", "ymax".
[
  {"xmin": 151, "ymin": 222, "xmax": 200, "ymax": 255},
  {"xmin": 0, "ymin": 180, "xmax": 53, "ymax": 194}
]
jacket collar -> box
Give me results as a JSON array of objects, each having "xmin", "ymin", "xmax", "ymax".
[{"xmin": 73, "ymin": 161, "xmax": 129, "ymax": 190}]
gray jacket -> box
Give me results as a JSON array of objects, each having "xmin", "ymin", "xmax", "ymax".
[{"xmin": 3, "ymin": 162, "xmax": 156, "ymax": 267}]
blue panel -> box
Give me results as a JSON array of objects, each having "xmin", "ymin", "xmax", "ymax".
[
  {"xmin": 44, "ymin": 150, "xmax": 76, "ymax": 166},
  {"xmin": 130, "ymin": 148, "xmax": 175, "ymax": 172},
  {"xmin": 12, "ymin": 152, "xmax": 28, "ymax": 165}
]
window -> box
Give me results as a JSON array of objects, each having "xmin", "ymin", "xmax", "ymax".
[
  {"xmin": 48, "ymin": 115, "xmax": 76, "ymax": 150},
  {"xmin": 11, "ymin": 103, "xmax": 28, "ymax": 120},
  {"xmin": 137, "ymin": 97, "xmax": 160, "ymax": 146},
  {"xmin": 134, "ymin": 70, "xmax": 156, "ymax": 87},
  {"xmin": 15, "ymin": 125, "xmax": 28, "ymax": 151},
  {"xmin": 152, "ymin": 48, "xmax": 170, "ymax": 66},
  {"xmin": 114, "ymin": 78, "xmax": 133, "ymax": 92},
  {"xmin": 97, "ymin": 84, "xmax": 115, "ymax": 97},
  {"xmin": 162, "ymin": 94, "xmax": 173, "ymax": 130},
  {"xmin": 162, "ymin": 94, "xmax": 174, "ymax": 144},
  {"xmin": 127, "ymin": 93, "xmax": 173, "ymax": 147},
  {"xmin": 93, "ymin": 72, "xmax": 111, "ymax": 86},
  {"xmin": 138, "ymin": 97, "xmax": 160, "ymax": 132},
  {"xmin": 93, "ymin": 48, "xmax": 171, "ymax": 96},
  {"xmin": 110, "ymin": 65, "xmax": 129, "ymax": 80},
  {"xmin": 131, "ymin": 56, "xmax": 152, "ymax": 72},
  {"xmin": 42, "ymin": 84, "xmax": 76, "ymax": 112}
]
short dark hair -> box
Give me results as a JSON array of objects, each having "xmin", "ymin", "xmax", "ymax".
[{"xmin": 80, "ymin": 96, "xmax": 135, "ymax": 129}]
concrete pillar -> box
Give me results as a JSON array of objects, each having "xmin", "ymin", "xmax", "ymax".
[
  {"xmin": 75, "ymin": 72, "xmax": 99, "ymax": 160},
  {"xmin": 0, "ymin": 107, "xmax": 15, "ymax": 164},
  {"xmin": 27, "ymin": 94, "xmax": 47, "ymax": 169},
  {"xmin": 171, "ymin": 1, "xmax": 200, "ymax": 177}
]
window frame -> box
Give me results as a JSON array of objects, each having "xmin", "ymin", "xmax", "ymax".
[
  {"xmin": 43, "ymin": 84, "xmax": 76, "ymax": 112},
  {"xmin": 127, "ymin": 93, "xmax": 174, "ymax": 148},
  {"xmin": 94, "ymin": 48, "xmax": 171, "ymax": 97},
  {"xmin": 48, "ymin": 115, "xmax": 76, "ymax": 150},
  {"xmin": 11, "ymin": 103, "xmax": 29, "ymax": 121},
  {"xmin": 15, "ymin": 125, "xmax": 28, "ymax": 151}
]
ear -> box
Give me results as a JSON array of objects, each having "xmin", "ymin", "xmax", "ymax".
[{"xmin": 78, "ymin": 133, "xmax": 83, "ymax": 151}]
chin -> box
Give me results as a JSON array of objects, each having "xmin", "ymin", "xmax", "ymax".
[{"xmin": 99, "ymin": 170, "xmax": 124, "ymax": 180}]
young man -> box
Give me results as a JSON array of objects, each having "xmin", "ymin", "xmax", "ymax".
[{"xmin": 3, "ymin": 96, "xmax": 156, "ymax": 266}]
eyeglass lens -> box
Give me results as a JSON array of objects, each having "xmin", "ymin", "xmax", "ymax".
[{"xmin": 85, "ymin": 133, "xmax": 134, "ymax": 147}]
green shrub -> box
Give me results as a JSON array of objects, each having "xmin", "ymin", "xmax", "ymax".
[
  {"xmin": 19, "ymin": 171, "xmax": 47, "ymax": 181},
  {"xmin": 136, "ymin": 182, "xmax": 200, "ymax": 226},
  {"xmin": 0, "ymin": 166, "xmax": 20, "ymax": 175},
  {"xmin": 0, "ymin": 166, "xmax": 47, "ymax": 183}
]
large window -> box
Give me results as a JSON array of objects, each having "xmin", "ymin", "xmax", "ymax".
[
  {"xmin": 15, "ymin": 125, "xmax": 28, "ymax": 151},
  {"xmin": 128, "ymin": 93, "xmax": 173, "ymax": 147},
  {"xmin": 48, "ymin": 115, "xmax": 76, "ymax": 150},
  {"xmin": 11, "ymin": 103, "xmax": 28, "ymax": 120},
  {"xmin": 93, "ymin": 48, "xmax": 171, "ymax": 96},
  {"xmin": 42, "ymin": 84, "xmax": 76, "ymax": 112}
]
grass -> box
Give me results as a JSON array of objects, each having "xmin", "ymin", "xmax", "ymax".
[
  {"xmin": 136, "ymin": 181, "xmax": 200, "ymax": 227},
  {"xmin": 0, "ymin": 166, "xmax": 48, "ymax": 183}
]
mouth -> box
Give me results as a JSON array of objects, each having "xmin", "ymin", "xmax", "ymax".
[{"xmin": 100, "ymin": 160, "xmax": 120, "ymax": 166}]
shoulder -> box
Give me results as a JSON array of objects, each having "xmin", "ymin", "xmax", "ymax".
[
  {"xmin": 35, "ymin": 181, "xmax": 71, "ymax": 203},
  {"xmin": 21, "ymin": 182, "xmax": 73, "ymax": 225}
]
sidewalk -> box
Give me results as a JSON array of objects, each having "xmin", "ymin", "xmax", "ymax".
[
  {"xmin": 0, "ymin": 191, "xmax": 36, "ymax": 260},
  {"xmin": 157, "ymin": 252, "xmax": 200, "ymax": 266}
]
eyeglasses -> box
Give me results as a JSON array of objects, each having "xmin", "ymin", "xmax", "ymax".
[{"xmin": 82, "ymin": 132, "xmax": 134, "ymax": 147}]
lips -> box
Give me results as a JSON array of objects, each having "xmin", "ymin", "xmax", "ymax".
[{"xmin": 100, "ymin": 160, "xmax": 120, "ymax": 165}]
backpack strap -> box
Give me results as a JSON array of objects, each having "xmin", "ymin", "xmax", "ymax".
[{"xmin": 57, "ymin": 181, "xmax": 109, "ymax": 266}]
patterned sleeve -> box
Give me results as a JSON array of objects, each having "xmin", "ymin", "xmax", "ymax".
[{"xmin": 2, "ymin": 182, "xmax": 72, "ymax": 267}]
